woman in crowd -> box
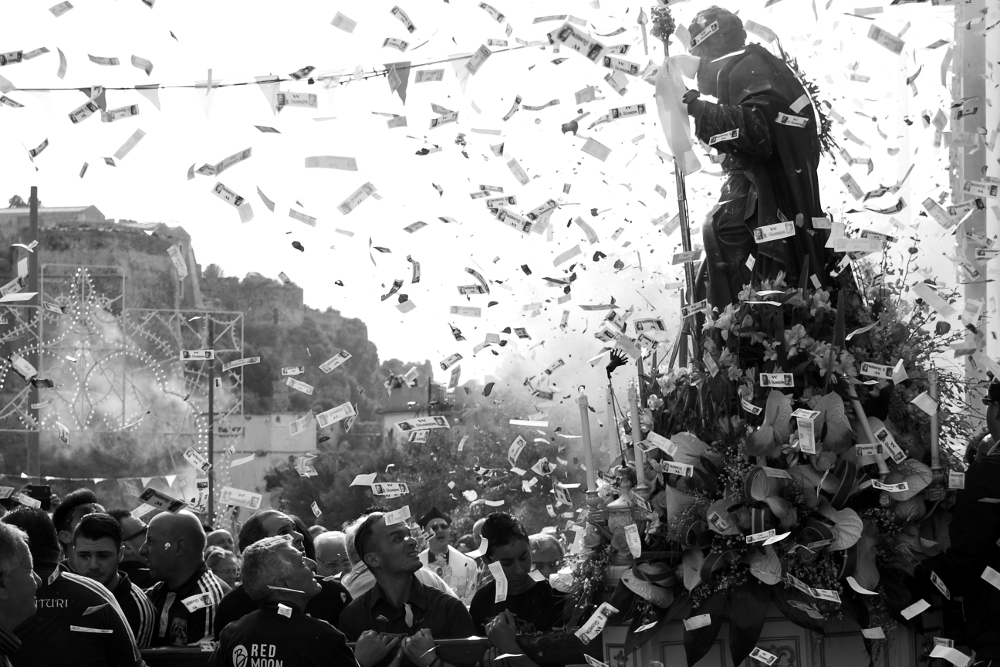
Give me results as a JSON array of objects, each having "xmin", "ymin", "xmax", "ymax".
[{"xmin": 469, "ymin": 513, "xmax": 566, "ymax": 667}]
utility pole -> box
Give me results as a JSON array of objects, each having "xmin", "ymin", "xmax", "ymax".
[
  {"xmin": 985, "ymin": 0, "xmax": 1000, "ymax": 367},
  {"xmin": 26, "ymin": 187, "xmax": 39, "ymax": 480},
  {"xmin": 207, "ymin": 317, "xmax": 215, "ymax": 521},
  {"xmin": 957, "ymin": 1, "xmax": 989, "ymax": 416}
]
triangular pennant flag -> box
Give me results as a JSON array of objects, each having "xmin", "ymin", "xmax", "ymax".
[
  {"xmin": 254, "ymin": 75, "xmax": 279, "ymax": 115},
  {"xmin": 92, "ymin": 478, "xmax": 105, "ymax": 484},
  {"xmin": 78, "ymin": 86, "xmax": 107, "ymax": 111},
  {"xmin": 383, "ymin": 61, "xmax": 411, "ymax": 103},
  {"xmin": 164, "ymin": 474, "xmax": 177, "ymax": 487},
  {"xmin": 448, "ymin": 53, "xmax": 473, "ymax": 94},
  {"xmin": 194, "ymin": 74, "xmax": 220, "ymax": 118},
  {"xmin": 141, "ymin": 476, "xmax": 153, "ymax": 487},
  {"xmin": 135, "ymin": 84, "xmax": 161, "ymax": 111}
]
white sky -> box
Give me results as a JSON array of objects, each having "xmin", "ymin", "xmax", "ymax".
[{"xmin": 0, "ymin": 0, "xmax": 967, "ymax": 393}]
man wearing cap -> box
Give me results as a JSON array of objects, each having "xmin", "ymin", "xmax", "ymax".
[
  {"xmin": 681, "ymin": 6, "xmax": 833, "ymax": 310},
  {"xmin": 417, "ymin": 508, "xmax": 478, "ymax": 605},
  {"xmin": 914, "ymin": 382, "xmax": 1000, "ymax": 666}
]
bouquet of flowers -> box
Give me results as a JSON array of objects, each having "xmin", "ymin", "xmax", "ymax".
[{"xmin": 566, "ymin": 253, "xmax": 975, "ymax": 666}]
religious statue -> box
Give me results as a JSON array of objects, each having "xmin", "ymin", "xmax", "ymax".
[{"xmin": 681, "ymin": 6, "xmax": 836, "ymax": 310}]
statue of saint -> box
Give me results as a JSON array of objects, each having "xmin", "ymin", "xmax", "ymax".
[{"xmin": 682, "ymin": 6, "xmax": 835, "ymax": 310}]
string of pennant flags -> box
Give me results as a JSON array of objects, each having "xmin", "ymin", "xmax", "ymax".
[
  {"xmin": 2, "ymin": 471, "xmax": 180, "ymax": 486},
  {"xmin": 0, "ymin": 45, "xmax": 528, "ymax": 94}
]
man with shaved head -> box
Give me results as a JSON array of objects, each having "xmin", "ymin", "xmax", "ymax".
[
  {"xmin": 140, "ymin": 510, "xmax": 230, "ymax": 646},
  {"xmin": 314, "ymin": 531, "xmax": 352, "ymax": 579},
  {"xmin": 206, "ymin": 529, "xmax": 236, "ymax": 554}
]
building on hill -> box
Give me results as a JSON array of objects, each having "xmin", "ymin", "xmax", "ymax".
[
  {"xmin": 377, "ymin": 361, "xmax": 458, "ymax": 446},
  {"xmin": 0, "ymin": 204, "xmax": 204, "ymax": 311},
  {"xmin": 220, "ymin": 413, "xmax": 321, "ymax": 512},
  {"xmin": 200, "ymin": 271, "xmax": 304, "ymax": 327}
]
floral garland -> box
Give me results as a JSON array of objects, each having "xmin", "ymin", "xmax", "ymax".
[{"xmin": 573, "ymin": 254, "xmax": 975, "ymax": 664}]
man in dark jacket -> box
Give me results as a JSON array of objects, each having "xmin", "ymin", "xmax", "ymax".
[
  {"xmin": 213, "ymin": 535, "xmax": 372, "ymax": 667},
  {"xmin": 2, "ymin": 507, "xmax": 142, "ymax": 667},
  {"xmin": 214, "ymin": 510, "xmax": 351, "ymax": 635},
  {"xmin": 339, "ymin": 512, "xmax": 476, "ymax": 667},
  {"xmin": 917, "ymin": 382, "xmax": 1000, "ymax": 666},
  {"xmin": 683, "ymin": 6, "xmax": 833, "ymax": 309}
]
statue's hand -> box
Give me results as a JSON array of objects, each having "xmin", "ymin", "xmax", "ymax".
[
  {"xmin": 682, "ymin": 89, "xmax": 704, "ymax": 115},
  {"xmin": 606, "ymin": 349, "xmax": 629, "ymax": 376}
]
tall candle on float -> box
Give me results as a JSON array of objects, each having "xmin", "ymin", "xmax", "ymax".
[
  {"xmin": 578, "ymin": 389, "xmax": 596, "ymax": 493},
  {"xmin": 628, "ymin": 381, "xmax": 647, "ymax": 492},
  {"xmin": 928, "ymin": 364, "xmax": 944, "ymax": 498}
]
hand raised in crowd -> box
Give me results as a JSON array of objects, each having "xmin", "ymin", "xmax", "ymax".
[
  {"xmin": 354, "ymin": 630, "xmax": 401, "ymax": 667},
  {"xmin": 402, "ymin": 628, "xmax": 438, "ymax": 667}
]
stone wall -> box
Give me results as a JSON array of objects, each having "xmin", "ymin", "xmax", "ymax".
[
  {"xmin": 0, "ymin": 212, "xmax": 202, "ymax": 311},
  {"xmin": 200, "ymin": 273, "xmax": 304, "ymax": 327}
]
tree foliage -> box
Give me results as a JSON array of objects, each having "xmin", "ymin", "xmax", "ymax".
[
  {"xmin": 208, "ymin": 274, "xmax": 384, "ymax": 420},
  {"xmin": 264, "ymin": 387, "xmax": 574, "ymax": 536}
]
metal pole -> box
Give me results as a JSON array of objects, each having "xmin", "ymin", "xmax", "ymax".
[
  {"xmin": 958, "ymin": 0, "xmax": 988, "ymax": 417},
  {"xmin": 207, "ymin": 317, "xmax": 215, "ymax": 521},
  {"xmin": 986, "ymin": 0, "xmax": 1000, "ymax": 369},
  {"xmin": 577, "ymin": 392, "xmax": 596, "ymax": 493},
  {"xmin": 26, "ymin": 187, "xmax": 40, "ymax": 481},
  {"xmin": 674, "ymin": 163, "xmax": 700, "ymax": 362}
]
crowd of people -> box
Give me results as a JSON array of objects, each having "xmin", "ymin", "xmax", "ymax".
[{"xmin": 0, "ymin": 491, "xmax": 572, "ymax": 667}]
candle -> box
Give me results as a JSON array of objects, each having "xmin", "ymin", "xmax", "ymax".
[
  {"xmin": 846, "ymin": 384, "xmax": 890, "ymax": 476},
  {"xmin": 629, "ymin": 382, "xmax": 647, "ymax": 488},
  {"xmin": 578, "ymin": 391, "xmax": 597, "ymax": 493},
  {"xmin": 929, "ymin": 365, "xmax": 940, "ymax": 473}
]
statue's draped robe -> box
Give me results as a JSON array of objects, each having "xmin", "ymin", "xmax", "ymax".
[{"xmin": 692, "ymin": 44, "xmax": 833, "ymax": 309}]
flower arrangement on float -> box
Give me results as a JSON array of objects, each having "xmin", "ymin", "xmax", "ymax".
[{"xmin": 564, "ymin": 255, "xmax": 976, "ymax": 666}]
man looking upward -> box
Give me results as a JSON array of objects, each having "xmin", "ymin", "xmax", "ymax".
[
  {"xmin": 207, "ymin": 529, "xmax": 236, "ymax": 554},
  {"xmin": 214, "ymin": 510, "xmax": 351, "ymax": 634},
  {"xmin": 213, "ymin": 535, "xmax": 363, "ymax": 667},
  {"xmin": 314, "ymin": 531, "xmax": 352, "ymax": 579},
  {"xmin": 0, "ymin": 523, "xmax": 40, "ymax": 667},
  {"xmin": 339, "ymin": 511, "xmax": 476, "ymax": 667}
]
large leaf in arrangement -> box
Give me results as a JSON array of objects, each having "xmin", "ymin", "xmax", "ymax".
[
  {"xmin": 682, "ymin": 548, "xmax": 706, "ymax": 591},
  {"xmin": 745, "ymin": 390, "xmax": 793, "ymax": 456},
  {"xmin": 623, "ymin": 594, "xmax": 692, "ymax": 654},
  {"xmin": 729, "ymin": 577, "xmax": 773, "ymax": 666},
  {"xmin": 706, "ymin": 496, "xmax": 741, "ymax": 536},
  {"xmin": 653, "ymin": 484, "xmax": 697, "ymax": 528},
  {"xmin": 772, "ymin": 585, "xmax": 827, "ymax": 634},
  {"xmin": 684, "ymin": 589, "xmax": 727, "ymax": 667},
  {"xmin": 818, "ymin": 502, "xmax": 863, "ymax": 551},
  {"xmin": 814, "ymin": 391, "xmax": 854, "ymax": 454},
  {"xmin": 749, "ymin": 546, "xmax": 783, "ymax": 585},
  {"xmin": 840, "ymin": 590, "xmax": 876, "ymax": 667},
  {"xmin": 884, "ymin": 459, "xmax": 933, "ymax": 501},
  {"xmin": 851, "ymin": 520, "xmax": 881, "ymax": 592},
  {"xmin": 671, "ymin": 431, "xmax": 718, "ymax": 467}
]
